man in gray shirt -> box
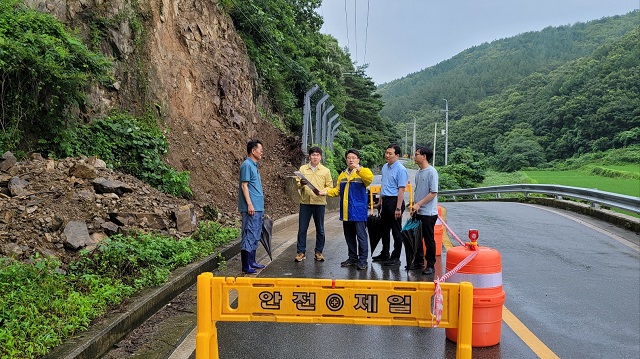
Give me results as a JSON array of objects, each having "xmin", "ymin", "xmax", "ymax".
[{"xmin": 409, "ymin": 146, "xmax": 439, "ymax": 275}]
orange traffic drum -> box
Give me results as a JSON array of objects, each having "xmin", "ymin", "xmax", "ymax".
[
  {"xmin": 434, "ymin": 205, "xmax": 444, "ymax": 256},
  {"xmin": 433, "ymin": 223, "xmax": 443, "ymax": 256},
  {"xmin": 445, "ymin": 244, "xmax": 505, "ymax": 347}
]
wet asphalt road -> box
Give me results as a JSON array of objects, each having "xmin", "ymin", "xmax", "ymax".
[{"xmin": 214, "ymin": 202, "xmax": 640, "ymax": 359}]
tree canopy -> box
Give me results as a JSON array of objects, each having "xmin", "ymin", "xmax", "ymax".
[{"xmin": 220, "ymin": 0, "xmax": 393, "ymax": 165}]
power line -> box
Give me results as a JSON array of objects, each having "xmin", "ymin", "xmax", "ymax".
[
  {"xmin": 353, "ymin": 0, "xmax": 358, "ymax": 62},
  {"xmin": 364, "ymin": 0, "xmax": 370, "ymax": 64},
  {"xmin": 228, "ymin": 0, "xmax": 310, "ymax": 80},
  {"xmin": 340, "ymin": 0, "xmax": 370, "ymax": 65},
  {"xmin": 344, "ymin": 0, "xmax": 350, "ymax": 51}
]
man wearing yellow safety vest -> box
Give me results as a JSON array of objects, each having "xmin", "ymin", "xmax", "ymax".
[{"xmin": 319, "ymin": 149, "xmax": 374, "ymax": 270}]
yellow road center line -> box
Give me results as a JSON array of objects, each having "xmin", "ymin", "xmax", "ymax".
[
  {"xmin": 440, "ymin": 208, "xmax": 559, "ymax": 358},
  {"xmin": 501, "ymin": 306, "xmax": 559, "ymax": 359}
]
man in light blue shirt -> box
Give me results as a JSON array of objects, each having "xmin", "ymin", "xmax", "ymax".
[
  {"xmin": 373, "ymin": 144, "xmax": 408, "ymax": 266},
  {"xmin": 410, "ymin": 146, "xmax": 439, "ymax": 275},
  {"xmin": 238, "ymin": 139, "xmax": 265, "ymax": 274}
]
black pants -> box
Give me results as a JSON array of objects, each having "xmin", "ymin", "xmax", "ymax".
[
  {"xmin": 379, "ymin": 196, "xmax": 405, "ymax": 260},
  {"xmin": 416, "ymin": 214, "xmax": 438, "ymax": 269}
]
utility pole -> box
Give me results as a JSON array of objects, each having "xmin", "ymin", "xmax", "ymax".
[
  {"xmin": 404, "ymin": 125, "xmax": 408, "ymax": 156},
  {"xmin": 412, "ymin": 117, "xmax": 416, "ymax": 160},
  {"xmin": 443, "ymin": 99, "xmax": 449, "ymax": 166},
  {"xmin": 433, "ymin": 122, "xmax": 437, "ymax": 166}
]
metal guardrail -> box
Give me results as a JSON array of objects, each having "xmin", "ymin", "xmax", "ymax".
[{"xmin": 439, "ymin": 184, "xmax": 640, "ymax": 214}]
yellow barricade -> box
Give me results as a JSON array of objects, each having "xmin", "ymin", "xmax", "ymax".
[
  {"xmin": 369, "ymin": 184, "xmax": 381, "ymax": 211},
  {"xmin": 369, "ymin": 183, "xmax": 413, "ymax": 211},
  {"xmin": 196, "ymin": 274, "xmax": 473, "ymax": 359}
]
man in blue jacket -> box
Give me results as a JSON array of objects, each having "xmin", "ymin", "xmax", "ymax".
[{"xmin": 320, "ymin": 149, "xmax": 374, "ymax": 270}]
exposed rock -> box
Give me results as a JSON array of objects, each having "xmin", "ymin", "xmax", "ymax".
[
  {"xmin": 101, "ymin": 221, "xmax": 120, "ymax": 235},
  {"xmin": 174, "ymin": 204, "xmax": 197, "ymax": 233},
  {"xmin": 63, "ymin": 221, "xmax": 92, "ymax": 250},
  {"xmin": 69, "ymin": 163, "xmax": 98, "ymax": 179},
  {"xmin": 87, "ymin": 232, "xmax": 108, "ymax": 251},
  {"xmin": 8, "ymin": 177, "xmax": 30, "ymax": 197},
  {"xmin": 97, "ymin": 193, "xmax": 120, "ymax": 201},
  {"xmin": 87, "ymin": 156, "xmax": 107, "ymax": 169},
  {"xmin": 0, "ymin": 152, "xmax": 17, "ymax": 172},
  {"xmin": 108, "ymin": 212, "xmax": 167, "ymax": 230},
  {"xmin": 30, "ymin": 153, "xmax": 45, "ymax": 161},
  {"xmin": 45, "ymin": 159, "xmax": 56, "ymax": 172},
  {"xmin": 92, "ymin": 177, "xmax": 134, "ymax": 196},
  {"xmin": 0, "ymin": 173, "xmax": 11, "ymax": 186},
  {"xmin": 0, "ymin": 210, "xmax": 13, "ymax": 224},
  {"xmin": 51, "ymin": 216, "xmax": 64, "ymax": 232},
  {"xmin": 74, "ymin": 189, "xmax": 97, "ymax": 202},
  {"xmin": 3, "ymin": 242, "xmax": 23, "ymax": 258}
]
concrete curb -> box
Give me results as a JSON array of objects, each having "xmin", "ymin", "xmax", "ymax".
[{"xmin": 44, "ymin": 214, "xmax": 299, "ymax": 359}]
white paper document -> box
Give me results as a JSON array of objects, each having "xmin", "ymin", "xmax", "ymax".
[{"xmin": 294, "ymin": 171, "xmax": 318, "ymax": 191}]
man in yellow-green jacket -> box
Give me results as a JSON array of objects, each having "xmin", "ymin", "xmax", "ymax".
[{"xmin": 320, "ymin": 149, "xmax": 373, "ymax": 270}]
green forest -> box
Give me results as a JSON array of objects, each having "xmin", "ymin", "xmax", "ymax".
[
  {"xmin": 378, "ymin": 11, "xmax": 639, "ymax": 173},
  {"xmin": 1, "ymin": 0, "xmax": 638, "ymax": 191}
]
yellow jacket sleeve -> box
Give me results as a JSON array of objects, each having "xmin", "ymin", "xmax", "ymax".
[
  {"xmin": 327, "ymin": 171, "xmax": 346, "ymax": 197},
  {"xmin": 358, "ymin": 167, "xmax": 374, "ymax": 187}
]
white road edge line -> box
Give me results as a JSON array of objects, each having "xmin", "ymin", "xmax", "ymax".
[{"xmin": 519, "ymin": 203, "xmax": 639, "ymax": 252}]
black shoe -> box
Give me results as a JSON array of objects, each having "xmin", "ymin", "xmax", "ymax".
[
  {"xmin": 341, "ymin": 259, "xmax": 357, "ymax": 267},
  {"xmin": 405, "ymin": 262, "xmax": 424, "ymax": 270},
  {"xmin": 357, "ymin": 263, "xmax": 368, "ymax": 270},
  {"xmin": 422, "ymin": 267, "xmax": 435, "ymax": 275},
  {"xmin": 372, "ymin": 253, "xmax": 390, "ymax": 262},
  {"xmin": 382, "ymin": 258, "xmax": 401, "ymax": 266}
]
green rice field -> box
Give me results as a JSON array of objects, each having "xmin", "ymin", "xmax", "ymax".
[
  {"xmin": 522, "ymin": 170, "xmax": 640, "ymax": 197},
  {"xmin": 600, "ymin": 164, "xmax": 640, "ymax": 173}
]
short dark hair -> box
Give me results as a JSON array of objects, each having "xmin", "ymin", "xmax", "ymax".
[
  {"xmin": 308, "ymin": 146, "xmax": 323, "ymax": 156},
  {"xmin": 387, "ymin": 143, "xmax": 401, "ymax": 156},
  {"xmin": 345, "ymin": 149, "xmax": 360, "ymax": 159},
  {"xmin": 416, "ymin": 146, "xmax": 434, "ymax": 162},
  {"xmin": 247, "ymin": 139, "xmax": 262, "ymax": 155}
]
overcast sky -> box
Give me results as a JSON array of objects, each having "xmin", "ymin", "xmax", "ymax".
[{"xmin": 318, "ymin": 0, "xmax": 639, "ymax": 85}]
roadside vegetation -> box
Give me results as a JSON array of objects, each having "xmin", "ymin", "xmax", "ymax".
[
  {"xmin": 0, "ymin": 222, "xmax": 238, "ymax": 359},
  {"xmin": 0, "ymin": 1, "xmax": 191, "ymax": 198}
]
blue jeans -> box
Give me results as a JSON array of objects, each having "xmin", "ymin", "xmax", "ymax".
[
  {"xmin": 296, "ymin": 204, "xmax": 326, "ymax": 254},
  {"xmin": 241, "ymin": 211, "xmax": 263, "ymax": 252},
  {"xmin": 343, "ymin": 221, "xmax": 369, "ymax": 266}
]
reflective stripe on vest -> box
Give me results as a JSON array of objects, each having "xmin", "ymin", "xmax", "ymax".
[{"xmin": 448, "ymin": 272, "xmax": 502, "ymax": 288}]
